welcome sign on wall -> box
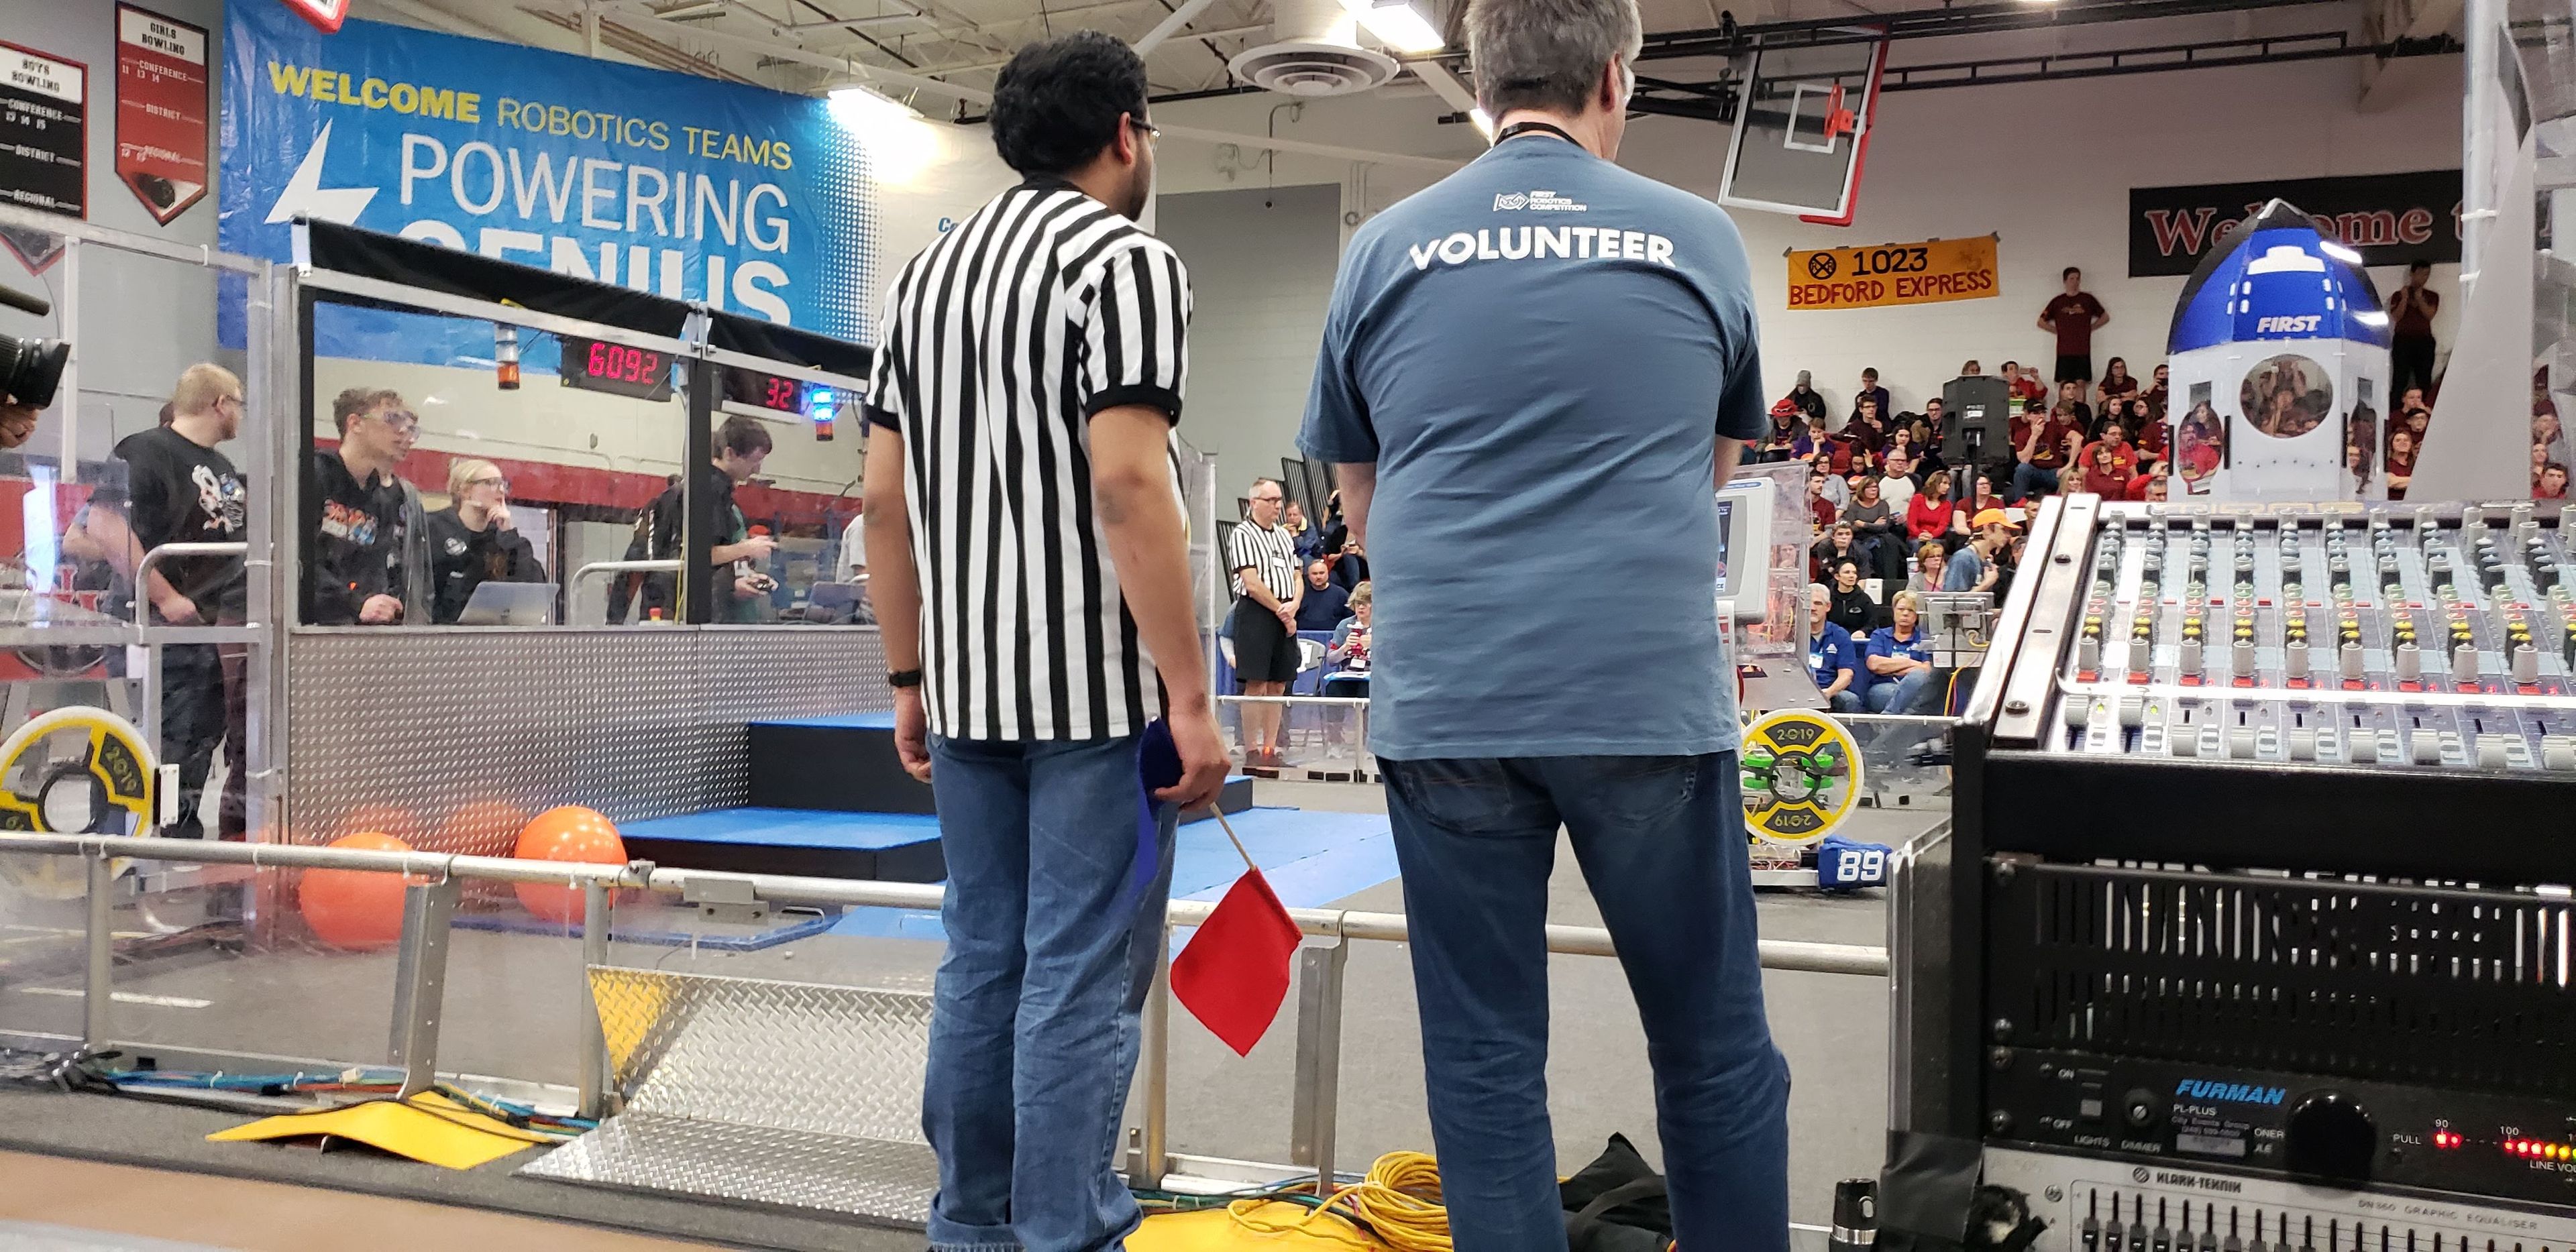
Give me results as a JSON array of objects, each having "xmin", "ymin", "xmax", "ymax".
[{"xmin": 219, "ymin": 2, "xmax": 879, "ymax": 364}]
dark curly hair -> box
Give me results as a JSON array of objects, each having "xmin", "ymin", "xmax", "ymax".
[{"xmin": 988, "ymin": 32, "xmax": 1149, "ymax": 178}]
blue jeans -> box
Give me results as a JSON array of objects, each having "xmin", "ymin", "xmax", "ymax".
[
  {"xmin": 1866, "ymin": 667, "xmax": 1941, "ymax": 714},
  {"xmin": 1378, "ymin": 754, "xmax": 1790, "ymax": 1252},
  {"xmin": 1827, "ymin": 688, "xmax": 1864, "ymax": 714},
  {"xmin": 2011, "ymin": 462, "xmax": 2060, "ymax": 500},
  {"xmin": 923, "ymin": 734, "xmax": 1179, "ymax": 1252}
]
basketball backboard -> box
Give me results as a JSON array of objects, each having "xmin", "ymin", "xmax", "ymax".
[{"xmin": 1717, "ymin": 36, "xmax": 1889, "ymax": 227}]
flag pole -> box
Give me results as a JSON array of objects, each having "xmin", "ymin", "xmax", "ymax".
[{"xmin": 1209, "ymin": 807, "xmax": 1257, "ymax": 872}]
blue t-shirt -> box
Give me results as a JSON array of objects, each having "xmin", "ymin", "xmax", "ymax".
[
  {"xmin": 1808, "ymin": 624, "xmax": 1859, "ymax": 693},
  {"xmin": 1943, "ymin": 546, "xmax": 1986, "ymax": 592},
  {"xmin": 1865, "ymin": 626, "xmax": 1934, "ymax": 695},
  {"xmin": 1299, "ymin": 137, "xmax": 1766, "ymax": 759}
]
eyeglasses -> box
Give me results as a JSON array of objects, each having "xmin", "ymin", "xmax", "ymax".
[
  {"xmin": 1128, "ymin": 115, "xmax": 1161, "ymax": 142},
  {"xmin": 374, "ymin": 410, "xmax": 421, "ymax": 435},
  {"xmin": 468, "ymin": 475, "xmax": 508, "ymax": 490},
  {"xmin": 1250, "ymin": 493, "xmax": 1283, "ymax": 504}
]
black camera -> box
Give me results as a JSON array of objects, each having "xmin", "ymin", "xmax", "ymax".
[
  {"xmin": 0, "ymin": 278, "xmax": 66, "ymax": 411},
  {"xmin": 0, "ymin": 333, "xmax": 69, "ymax": 411}
]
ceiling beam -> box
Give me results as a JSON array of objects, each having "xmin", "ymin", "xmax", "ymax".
[
  {"xmin": 521, "ymin": 0, "xmax": 998, "ymax": 99},
  {"xmin": 1155, "ymin": 121, "xmax": 1467, "ymax": 171},
  {"xmin": 1638, "ymin": 0, "xmax": 2347, "ymax": 60},
  {"xmin": 1134, "ymin": 0, "xmax": 1226, "ymax": 54}
]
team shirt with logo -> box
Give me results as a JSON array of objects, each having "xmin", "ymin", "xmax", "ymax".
[
  {"xmin": 1300, "ymin": 136, "xmax": 1766, "ymax": 759},
  {"xmin": 117, "ymin": 426, "xmax": 247, "ymax": 623}
]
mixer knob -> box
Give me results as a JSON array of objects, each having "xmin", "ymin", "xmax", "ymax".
[
  {"xmin": 2233, "ymin": 639, "xmax": 2256, "ymax": 677},
  {"xmin": 2339, "ymin": 642, "xmax": 2365, "ymax": 681},
  {"xmin": 2180, "ymin": 638, "xmax": 2204, "ymax": 675},
  {"xmin": 2543, "ymin": 735, "xmax": 2576, "ymax": 771},
  {"xmin": 2288, "ymin": 727, "xmax": 2318, "ymax": 762},
  {"xmin": 2283, "ymin": 1092, "xmax": 2378, "ymax": 1186},
  {"xmin": 2078, "ymin": 636, "xmax": 2103, "ymax": 673},
  {"xmin": 2514, "ymin": 642, "xmax": 2540, "ymax": 685},
  {"xmin": 2454, "ymin": 643, "xmax": 2480, "ymax": 684},
  {"xmin": 2413, "ymin": 731, "xmax": 2446, "ymax": 766},
  {"xmin": 2477, "ymin": 734, "xmax": 2514, "ymax": 770},
  {"xmin": 2118, "ymin": 694, "xmax": 2145, "ymax": 729},
  {"xmin": 2394, "ymin": 643, "xmax": 2421, "ymax": 682},
  {"xmin": 2284, "ymin": 640, "xmax": 2309, "ymax": 681}
]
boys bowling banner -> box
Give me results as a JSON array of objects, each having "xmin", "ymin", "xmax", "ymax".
[
  {"xmin": 117, "ymin": 5, "xmax": 211, "ymax": 225},
  {"xmin": 2129, "ymin": 170, "xmax": 2461, "ymax": 278},
  {"xmin": 219, "ymin": 3, "xmax": 878, "ymax": 363}
]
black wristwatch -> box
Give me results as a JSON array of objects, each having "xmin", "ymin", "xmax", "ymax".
[{"xmin": 888, "ymin": 668, "xmax": 924, "ymax": 689}]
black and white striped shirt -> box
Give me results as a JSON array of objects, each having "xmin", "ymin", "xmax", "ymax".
[
  {"xmin": 1228, "ymin": 522, "xmax": 1300, "ymax": 601},
  {"xmin": 865, "ymin": 179, "xmax": 1191, "ymax": 742}
]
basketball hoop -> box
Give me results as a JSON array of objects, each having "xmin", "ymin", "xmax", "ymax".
[{"xmin": 278, "ymin": 0, "xmax": 354, "ymax": 34}]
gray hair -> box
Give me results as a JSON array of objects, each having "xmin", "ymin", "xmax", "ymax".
[{"xmin": 1466, "ymin": 0, "xmax": 1643, "ymax": 117}]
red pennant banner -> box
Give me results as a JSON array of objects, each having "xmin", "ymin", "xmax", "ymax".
[
  {"xmin": 278, "ymin": 0, "xmax": 354, "ymax": 34},
  {"xmin": 1169, "ymin": 868, "xmax": 1303, "ymax": 1057},
  {"xmin": 115, "ymin": 5, "xmax": 209, "ymax": 225}
]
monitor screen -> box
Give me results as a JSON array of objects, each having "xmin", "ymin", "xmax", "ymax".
[{"xmin": 1715, "ymin": 496, "xmax": 1735, "ymax": 597}]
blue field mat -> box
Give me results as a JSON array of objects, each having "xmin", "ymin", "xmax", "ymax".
[
  {"xmin": 623, "ymin": 807, "xmax": 941, "ymax": 850},
  {"xmin": 453, "ymin": 905, "xmax": 842, "ymax": 950}
]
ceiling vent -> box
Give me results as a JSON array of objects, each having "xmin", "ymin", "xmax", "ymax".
[{"xmin": 1228, "ymin": 0, "xmax": 1398, "ymax": 96}]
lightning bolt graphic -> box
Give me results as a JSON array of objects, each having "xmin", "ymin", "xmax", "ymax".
[{"xmin": 266, "ymin": 121, "xmax": 377, "ymax": 226}]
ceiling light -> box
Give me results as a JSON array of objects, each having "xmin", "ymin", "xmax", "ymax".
[
  {"xmin": 1469, "ymin": 107, "xmax": 1495, "ymax": 139},
  {"xmin": 1338, "ymin": 0, "xmax": 1444, "ymax": 54},
  {"xmin": 830, "ymin": 84, "xmax": 924, "ymax": 123}
]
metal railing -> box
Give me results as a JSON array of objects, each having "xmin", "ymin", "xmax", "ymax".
[{"xmin": 0, "ymin": 828, "xmax": 1887, "ymax": 1190}]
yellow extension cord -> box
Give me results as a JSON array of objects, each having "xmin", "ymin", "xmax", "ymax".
[{"xmin": 1228, "ymin": 1150, "xmax": 1453, "ymax": 1251}]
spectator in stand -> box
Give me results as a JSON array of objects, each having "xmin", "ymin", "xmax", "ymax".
[
  {"xmin": 1331, "ymin": 536, "xmax": 1369, "ymax": 593},
  {"xmin": 1294, "ymin": 557, "xmax": 1352, "ymax": 632},
  {"xmin": 2541, "ymin": 461, "xmax": 2569, "ymax": 501},
  {"xmin": 1958, "ymin": 359, "xmax": 1984, "ymax": 378},
  {"xmin": 1907, "ymin": 541, "xmax": 1948, "ymax": 596},
  {"xmin": 1853, "ymin": 367, "xmax": 1890, "ymax": 423},
  {"xmin": 1326, "ymin": 582, "xmax": 1372, "ymax": 694},
  {"xmin": 2143, "ymin": 362, "xmax": 2171, "ymax": 422},
  {"xmin": 1843, "ymin": 396, "xmax": 1888, "ymax": 455},
  {"xmin": 2055, "ymin": 378, "xmax": 2095, "ymax": 428},
  {"xmin": 1755, "ymin": 401, "xmax": 1801, "ymax": 463},
  {"xmin": 2096, "ymin": 357, "xmax": 2140, "ymax": 408},
  {"xmin": 2386, "ymin": 427, "xmax": 2418, "ymax": 499},
  {"xmin": 1966, "ymin": 471, "xmax": 2006, "ymax": 521},
  {"xmin": 2082, "ymin": 419, "xmax": 2141, "ymax": 483},
  {"xmin": 1864, "ymin": 590, "xmax": 1940, "ymax": 714},
  {"xmin": 1922, "ymin": 396, "xmax": 1948, "ymax": 444},
  {"xmin": 2116, "ymin": 397, "xmax": 2163, "ymax": 466},
  {"xmin": 1811, "ymin": 518, "xmax": 1862, "ymax": 584},
  {"xmin": 2389, "ymin": 260, "xmax": 2441, "ymax": 399},
  {"xmin": 1806, "ymin": 473, "xmax": 1836, "ymax": 530},
  {"xmin": 1907, "ymin": 468, "xmax": 1958, "ymax": 545},
  {"xmin": 1878, "ymin": 451, "xmax": 1919, "ymax": 516},
  {"xmin": 1826, "ymin": 558, "xmax": 1878, "ymax": 634},
  {"xmin": 1907, "ymin": 416, "xmax": 1946, "ymax": 480},
  {"xmin": 2137, "ymin": 471, "xmax": 2169, "ymax": 502},
  {"xmin": 1945, "ymin": 510, "xmax": 2015, "ymax": 593},
  {"xmin": 1782, "ymin": 369, "xmax": 1827, "ymax": 423},
  {"xmin": 2014, "ymin": 395, "xmax": 2082, "ymax": 500},
  {"xmin": 1285, "ymin": 500, "xmax": 1326, "ymax": 562},
  {"xmin": 1843, "ymin": 479, "xmax": 1898, "ymax": 583},
  {"xmin": 1808, "ymin": 583, "xmax": 1862, "ymax": 714},
  {"xmin": 2076, "ymin": 441, "xmax": 2135, "ymax": 497},
  {"xmin": 2000, "ymin": 360, "xmax": 2047, "ymax": 406},
  {"xmin": 2039, "ymin": 266, "xmax": 2110, "ymax": 388},
  {"xmin": 1792, "ymin": 412, "xmax": 1832, "ymax": 465}
]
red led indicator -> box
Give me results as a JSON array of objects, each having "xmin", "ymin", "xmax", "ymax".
[{"xmin": 2433, "ymin": 1130, "xmax": 2461, "ymax": 1149}]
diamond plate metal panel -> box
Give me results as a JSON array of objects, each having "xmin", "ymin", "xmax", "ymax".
[
  {"xmin": 519, "ymin": 1113, "xmax": 936, "ymax": 1226},
  {"xmin": 284, "ymin": 628, "xmax": 888, "ymax": 853},
  {"xmin": 590, "ymin": 966, "xmax": 930, "ymax": 1144}
]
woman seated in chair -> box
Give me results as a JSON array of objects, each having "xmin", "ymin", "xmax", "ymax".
[{"xmin": 1323, "ymin": 582, "xmax": 1372, "ymax": 697}]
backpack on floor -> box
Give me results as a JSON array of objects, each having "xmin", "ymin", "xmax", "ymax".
[{"xmin": 1560, "ymin": 1133, "xmax": 1676, "ymax": 1252}]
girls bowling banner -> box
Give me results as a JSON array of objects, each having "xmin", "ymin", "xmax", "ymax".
[
  {"xmin": 219, "ymin": 2, "xmax": 879, "ymax": 364},
  {"xmin": 117, "ymin": 5, "xmax": 211, "ymax": 225}
]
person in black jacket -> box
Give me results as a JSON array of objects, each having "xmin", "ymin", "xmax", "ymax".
[
  {"xmin": 426, "ymin": 457, "xmax": 545, "ymax": 624},
  {"xmin": 307, "ymin": 388, "xmax": 431, "ymax": 625},
  {"xmin": 607, "ymin": 415, "xmax": 776, "ymax": 624}
]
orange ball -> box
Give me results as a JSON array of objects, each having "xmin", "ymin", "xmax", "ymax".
[
  {"xmin": 513, "ymin": 805, "xmax": 626, "ymax": 925},
  {"xmin": 298, "ymin": 832, "xmax": 419, "ymax": 951}
]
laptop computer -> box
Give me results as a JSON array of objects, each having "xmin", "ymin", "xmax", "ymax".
[{"xmin": 456, "ymin": 581, "xmax": 558, "ymax": 626}]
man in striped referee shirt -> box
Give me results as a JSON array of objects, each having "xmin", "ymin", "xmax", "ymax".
[
  {"xmin": 1226, "ymin": 477, "xmax": 1303, "ymax": 767},
  {"xmin": 859, "ymin": 31, "xmax": 1228, "ymax": 1252}
]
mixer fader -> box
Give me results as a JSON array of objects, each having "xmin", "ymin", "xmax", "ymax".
[{"xmin": 2051, "ymin": 502, "xmax": 2576, "ymax": 771}]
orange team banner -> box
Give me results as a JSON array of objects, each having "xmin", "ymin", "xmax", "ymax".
[{"xmin": 1786, "ymin": 235, "xmax": 2000, "ymax": 311}]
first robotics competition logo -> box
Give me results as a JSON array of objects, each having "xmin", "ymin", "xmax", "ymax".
[
  {"xmin": 215, "ymin": 2, "xmax": 877, "ymax": 364},
  {"xmin": 2164, "ymin": 198, "xmax": 2391, "ymax": 503}
]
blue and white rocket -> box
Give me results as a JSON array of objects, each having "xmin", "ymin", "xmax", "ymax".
[{"xmin": 2165, "ymin": 198, "xmax": 2393, "ymax": 502}]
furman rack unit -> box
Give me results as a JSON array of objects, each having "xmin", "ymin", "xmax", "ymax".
[{"xmin": 1898, "ymin": 496, "xmax": 2576, "ymax": 1251}]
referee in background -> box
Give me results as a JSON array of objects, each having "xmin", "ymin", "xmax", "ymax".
[
  {"xmin": 861, "ymin": 31, "xmax": 1228, "ymax": 1252},
  {"xmin": 1226, "ymin": 477, "xmax": 1303, "ymax": 769}
]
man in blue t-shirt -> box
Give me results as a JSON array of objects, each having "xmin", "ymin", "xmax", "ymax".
[
  {"xmin": 1808, "ymin": 583, "xmax": 1864, "ymax": 713},
  {"xmin": 1296, "ymin": 0, "xmax": 1786, "ymax": 1241}
]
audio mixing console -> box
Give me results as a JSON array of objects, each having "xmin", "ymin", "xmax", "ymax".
[
  {"xmin": 1891, "ymin": 497, "xmax": 2576, "ymax": 1252},
  {"xmin": 2051, "ymin": 502, "xmax": 2576, "ymax": 770}
]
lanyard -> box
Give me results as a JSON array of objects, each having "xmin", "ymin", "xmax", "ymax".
[{"xmin": 1493, "ymin": 120, "xmax": 1579, "ymax": 146}]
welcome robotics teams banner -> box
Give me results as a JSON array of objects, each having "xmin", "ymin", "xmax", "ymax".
[{"xmin": 219, "ymin": 4, "xmax": 876, "ymax": 363}]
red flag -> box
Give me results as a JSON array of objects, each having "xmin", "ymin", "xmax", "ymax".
[{"xmin": 1170, "ymin": 868, "xmax": 1303, "ymax": 1056}]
